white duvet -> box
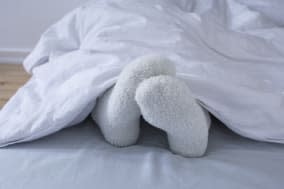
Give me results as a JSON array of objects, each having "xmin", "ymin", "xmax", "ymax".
[{"xmin": 1, "ymin": 0, "xmax": 284, "ymax": 146}]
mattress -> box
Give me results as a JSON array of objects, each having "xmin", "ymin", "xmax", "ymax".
[{"xmin": 0, "ymin": 118, "xmax": 283, "ymax": 189}]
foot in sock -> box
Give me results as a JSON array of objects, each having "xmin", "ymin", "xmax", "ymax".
[
  {"xmin": 92, "ymin": 55, "xmax": 176, "ymax": 146},
  {"xmin": 135, "ymin": 75, "xmax": 211, "ymax": 157}
]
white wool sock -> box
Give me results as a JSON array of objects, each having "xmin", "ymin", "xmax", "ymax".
[
  {"xmin": 135, "ymin": 75, "xmax": 211, "ymax": 157},
  {"xmin": 92, "ymin": 55, "xmax": 176, "ymax": 146}
]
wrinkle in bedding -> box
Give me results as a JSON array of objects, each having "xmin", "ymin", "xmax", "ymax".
[{"xmin": 0, "ymin": 0, "xmax": 284, "ymax": 146}]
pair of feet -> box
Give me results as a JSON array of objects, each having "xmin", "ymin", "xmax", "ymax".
[{"xmin": 92, "ymin": 55, "xmax": 211, "ymax": 157}]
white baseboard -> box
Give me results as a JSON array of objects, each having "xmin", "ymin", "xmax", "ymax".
[{"xmin": 0, "ymin": 48, "xmax": 31, "ymax": 64}]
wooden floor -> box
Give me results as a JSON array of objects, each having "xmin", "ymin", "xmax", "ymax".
[{"xmin": 0, "ymin": 64, "xmax": 30, "ymax": 108}]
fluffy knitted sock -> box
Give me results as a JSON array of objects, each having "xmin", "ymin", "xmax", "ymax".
[
  {"xmin": 92, "ymin": 55, "xmax": 176, "ymax": 146},
  {"xmin": 135, "ymin": 75, "xmax": 211, "ymax": 157}
]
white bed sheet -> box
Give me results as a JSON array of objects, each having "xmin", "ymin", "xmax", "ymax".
[{"xmin": 0, "ymin": 118, "xmax": 283, "ymax": 189}]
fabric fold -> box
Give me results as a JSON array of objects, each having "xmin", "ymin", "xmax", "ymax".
[{"xmin": 1, "ymin": 0, "xmax": 284, "ymax": 146}]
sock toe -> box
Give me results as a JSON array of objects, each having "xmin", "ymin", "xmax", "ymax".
[{"xmin": 135, "ymin": 75, "xmax": 211, "ymax": 157}]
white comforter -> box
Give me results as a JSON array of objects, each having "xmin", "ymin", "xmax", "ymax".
[{"xmin": 1, "ymin": 0, "xmax": 284, "ymax": 146}]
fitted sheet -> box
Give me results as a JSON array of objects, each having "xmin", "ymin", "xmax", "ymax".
[{"xmin": 0, "ymin": 118, "xmax": 283, "ymax": 189}]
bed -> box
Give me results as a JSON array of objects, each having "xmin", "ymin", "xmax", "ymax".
[
  {"xmin": 1, "ymin": 0, "xmax": 284, "ymax": 188},
  {"xmin": 1, "ymin": 64, "xmax": 283, "ymax": 188},
  {"xmin": 0, "ymin": 117, "xmax": 283, "ymax": 188}
]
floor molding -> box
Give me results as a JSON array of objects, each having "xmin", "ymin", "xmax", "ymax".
[{"xmin": 0, "ymin": 48, "xmax": 31, "ymax": 64}]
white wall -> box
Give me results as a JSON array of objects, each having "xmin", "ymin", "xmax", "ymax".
[{"xmin": 0, "ymin": 0, "xmax": 88, "ymax": 63}]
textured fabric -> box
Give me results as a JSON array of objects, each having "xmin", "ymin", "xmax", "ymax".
[
  {"xmin": 93, "ymin": 56, "xmax": 210, "ymax": 157},
  {"xmin": 0, "ymin": 118, "xmax": 283, "ymax": 189},
  {"xmin": 92, "ymin": 55, "xmax": 176, "ymax": 147},
  {"xmin": 136, "ymin": 75, "xmax": 210, "ymax": 157},
  {"xmin": 1, "ymin": 0, "xmax": 284, "ymax": 146}
]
